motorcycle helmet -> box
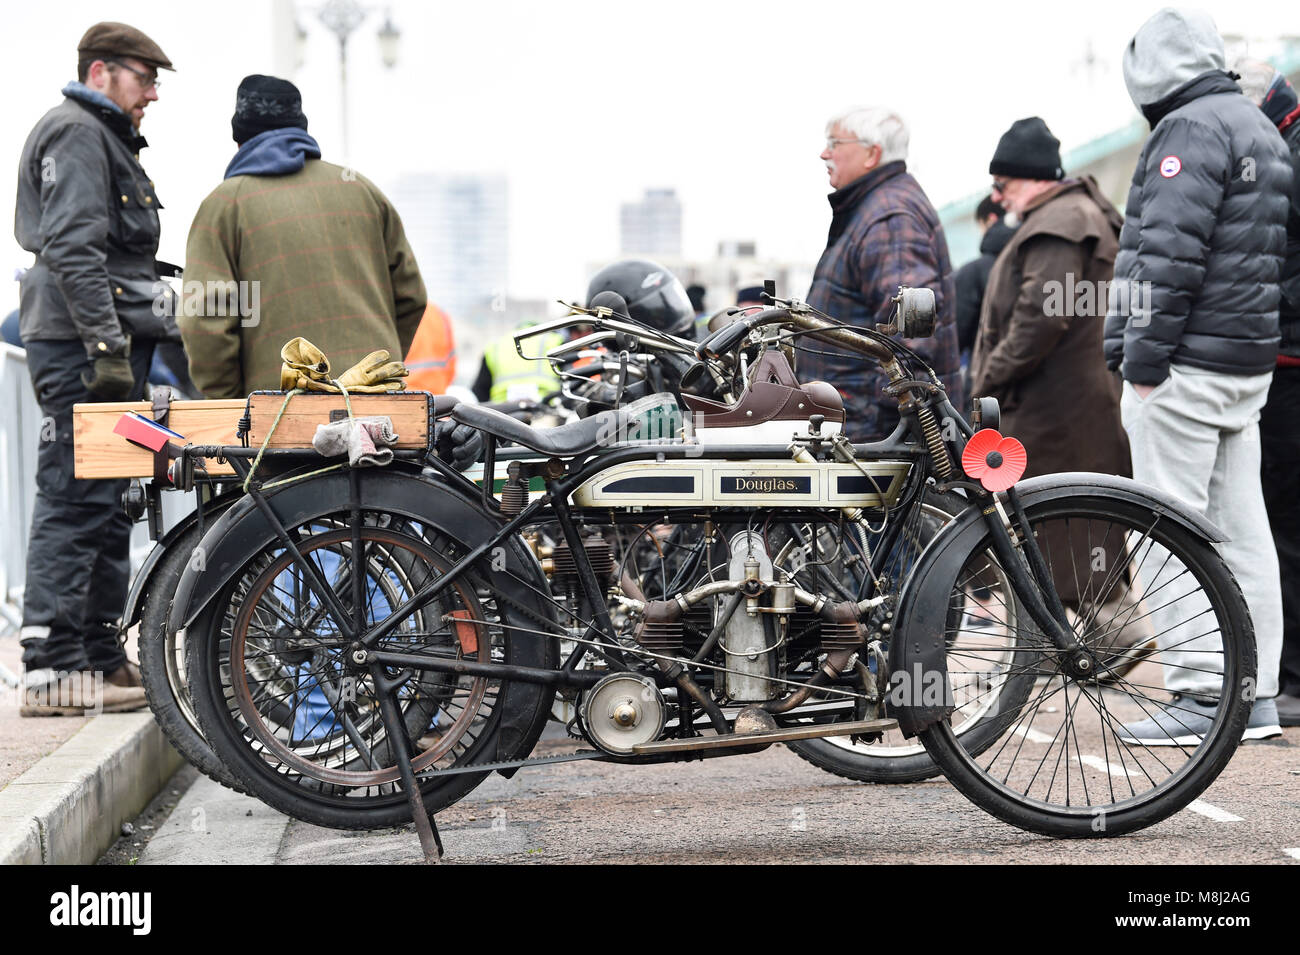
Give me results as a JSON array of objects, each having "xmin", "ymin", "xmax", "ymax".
[{"xmin": 586, "ymin": 259, "xmax": 696, "ymax": 340}]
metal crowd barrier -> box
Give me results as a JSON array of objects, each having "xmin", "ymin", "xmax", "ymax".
[{"xmin": 0, "ymin": 344, "xmax": 193, "ymax": 656}]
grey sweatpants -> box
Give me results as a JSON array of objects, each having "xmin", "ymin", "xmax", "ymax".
[{"xmin": 1120, "ymin": 364, "xmax": 1282, "ymax": 699}]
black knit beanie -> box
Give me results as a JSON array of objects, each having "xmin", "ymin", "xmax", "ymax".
[
  {"xmin": 989, "ymin": 117, "xmax": 1063, "ymax": 181},
  {"xmin": 231, "ymin": 75, "xmax": 308, "ymax": 145}
]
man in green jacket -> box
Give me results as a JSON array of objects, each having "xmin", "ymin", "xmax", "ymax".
[{"xmin": 180, "ymin": 75, "xmax": 426, "ymax": 397}]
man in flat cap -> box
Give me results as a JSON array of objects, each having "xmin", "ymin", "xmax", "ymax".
[
  {"xmin": 180, "ymin": 75, "xmax": 427, "ymax": 398},
  {"xmin": 13, "ymin": 22, "xmax": 177, "ymax": 714}
]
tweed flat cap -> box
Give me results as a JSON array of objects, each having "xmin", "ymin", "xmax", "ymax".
[{"xmin": 78, "ymin": 21, "xmax": 174, "ymax": 71}]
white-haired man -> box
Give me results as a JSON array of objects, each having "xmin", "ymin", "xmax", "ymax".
[{"xmin": 803, "ymin": 106, "xmax": 963, "ymax": 440}]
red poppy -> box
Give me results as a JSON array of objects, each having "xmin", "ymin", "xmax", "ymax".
[{"xmin": 961, "ymin": 429, "xmax": 1027, "ymax": 492}]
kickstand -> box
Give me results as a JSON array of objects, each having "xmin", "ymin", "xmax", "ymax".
[
  {"xmin": 408, "ymin": 784, "xmax": 444, "ymax": 864},
  {"xmin": 372, "ymin": 666, "xmax": 445, "ymax": 864}
]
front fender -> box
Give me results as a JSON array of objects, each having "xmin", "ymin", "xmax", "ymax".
[
  {"xmin": 121, "ymin": 488, "xmax": 244, "ymax": 631},
  {"xmin": 888, "ymin": 472, "xmax": 1225, "ymax": 738}
]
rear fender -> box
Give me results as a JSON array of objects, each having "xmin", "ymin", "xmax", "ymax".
[{"xmin": 122, "ymin": 488, "xmax": 243, "ymax": 631}]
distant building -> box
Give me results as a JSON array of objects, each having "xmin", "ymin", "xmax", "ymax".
[
  {"xmin": 620, "ymin": 188, "xmax": 682, "ymax": 257},
  {"xmin": 384, "ymin": 173, "xmax": 511, "ymax": 383},
  {"xmin": 385, "ymin": 172, "xmax": 509, "ymax": 323}
]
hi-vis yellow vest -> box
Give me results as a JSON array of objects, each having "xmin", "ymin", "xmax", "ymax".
[{"xmin": 483, "ymin": 330, "xmax": 563, "ymax": 402}]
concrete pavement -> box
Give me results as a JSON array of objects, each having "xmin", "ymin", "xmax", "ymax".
[{"xmin": 112, "ymin": 727, "xmax": 1300, "ymax": 865}]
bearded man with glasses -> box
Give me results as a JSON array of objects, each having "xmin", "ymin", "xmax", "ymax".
[{"xmin": 13, "ymin": 22, "xmax": 178, "ymax": 715}]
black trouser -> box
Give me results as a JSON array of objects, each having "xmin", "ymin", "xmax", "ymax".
[
  {"xmin": 1261, "ymin": 365, "xmax": 1300, "ymax": 696},
  {"xmin": 20, "ymin": 338, "xmax": 156, "ymax": 674}
]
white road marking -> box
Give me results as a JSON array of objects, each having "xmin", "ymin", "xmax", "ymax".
[
  {"xmin": 1008, "ymin": 727, "xmax": 1246, "ymax": 824},
  {"xmin": 1283, "ymin": 848, "xmax": 1300, "ymax": 861},
  {"xmin": 1079, "ymin": 754, "xmax": 1136, "ymax": 778},
  {"xmin": 1185, "ymin": 800, "xmax": 1243, "ymax": 823},
  {"xmin": 1011, "ymin": 725, "xmax": 1055, "ymax": 744}
]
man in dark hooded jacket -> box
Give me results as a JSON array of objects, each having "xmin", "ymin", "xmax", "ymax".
[
  {"xmin": 1104, "ymin": 8, "xmax": 1289, "ymax": 742},
  {"xmin": 1237, "ymin": 60, "xmax": 1300, "ymax": 726}
]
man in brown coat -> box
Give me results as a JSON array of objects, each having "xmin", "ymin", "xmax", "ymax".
[
  {"xmin": 972, "ymin": 117, "xmax": 1129, "ymax": 483},
  {"xmin": 970, "ymin": 117, "xmax": 1142, "ymax": 669},
  {"xmin": 180, "ymin": 76, "xmax": 425, "ymax": 397}
]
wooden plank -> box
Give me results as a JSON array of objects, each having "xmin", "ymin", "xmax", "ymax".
[
  {"xmin": 73, "ymin": 400, "xmax": 243, "ymax": 479},
  {"xmin": 247, "ymin": 392, "xmax": 429, "ymax": 449}
]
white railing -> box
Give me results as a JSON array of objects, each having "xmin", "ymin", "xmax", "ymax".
[{"xmin": 0, "ymin": 345, "xmax": 194, "ymax": 658}]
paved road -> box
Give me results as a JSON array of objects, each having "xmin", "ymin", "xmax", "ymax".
[{"xmin": 112, "ymin": 724, "xmax": 1300, "ymax": 865}]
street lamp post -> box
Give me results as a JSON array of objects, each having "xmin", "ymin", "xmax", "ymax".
[{"xmin": 298, "ymin": 0, "xmax": 400, "ymax": 161}]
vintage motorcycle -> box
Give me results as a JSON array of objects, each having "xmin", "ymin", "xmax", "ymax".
[{"xmin": 166, "ymin": 287, "xmax": 1255, "ymax": 856}]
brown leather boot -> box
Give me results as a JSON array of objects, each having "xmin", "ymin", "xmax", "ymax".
[
  {"xmin": 21, "ymin": 670, "xmax": 148, "ymax": 717},
  {"xmin": 105, "ymin": 662, "xmax": 144, "ymax": 687}
]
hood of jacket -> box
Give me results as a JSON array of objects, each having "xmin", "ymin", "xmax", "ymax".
[
  {"xmin": 1123, "ymin": 8, "xmax": 1225, "ymax": 110},
  {"xmin": 1139, "ymin": 70, "xmax": 1241, "ymax": 129},
  {"xmin": 224, "ymin": 127, "xmax": 322, "ymax": 179},
  {"xmin": 1015, "ymin": 176, "xmax": 1124, "ymax": 247},
  {"xmin": 979, "ymin": 220, "xmax": 1016, "ymax": 257},
  {"xmin": 1261, "ymin": 71, "xmax": 1300, "ymax": 132}
]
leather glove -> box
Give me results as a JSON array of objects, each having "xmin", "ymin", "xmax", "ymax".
[
  {"xmin": 280, "ymin": 337, "xmax": 334, "ymax": 391},
  {"xmin": 433, "ymin": 419, "xmax": 483, "ymax": 471},
  {"xmin": 335, "ymin": 350, "xmax": 408, "ymax": 393},
  {"xmin": 82, "ymin": 354, "xmax": 135, "ymax": 400}
]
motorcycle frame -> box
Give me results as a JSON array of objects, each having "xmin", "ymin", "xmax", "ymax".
[{"xmin": 220, "ymin": 390, "xmax": 1081, "ymax": 706}]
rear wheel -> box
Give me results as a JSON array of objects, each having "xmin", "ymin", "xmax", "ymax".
[
  {"xmin": 188, "ymin": 517, "xmax": 525, "ymax": 830},
  {"xmin": 918, "ymin": 494, "xmax": 1254, "ymax": 837},
  {"xmin": 138, "ymin": 517, "xmax": 245, "ymax": 792},
  {"xmin": 787, "ymin": 490, "xmax": 1034, "ymax": 783}
]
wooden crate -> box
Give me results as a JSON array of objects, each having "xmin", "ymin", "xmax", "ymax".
[
  {"xmin": 73, "ymin": 399, "xmax": 243, "ymax": 479},
  {"xmin": 247, "ymin": 392, "xmax": 430, "ymax": 449}
]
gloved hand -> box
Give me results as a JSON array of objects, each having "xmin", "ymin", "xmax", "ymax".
[
  {"xmin": 335, "ymin": 350, "xmax": 408, "ymax": 393},
  {"xmin": 433, "ymin": 419, "xmax": 483, "ymax": 471},
  {"xmin": 82, "ymin": 354, "xmax": 135, "ymax": 400}
]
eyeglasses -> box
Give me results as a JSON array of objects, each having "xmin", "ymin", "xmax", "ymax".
[
  {"xmin": 825, "ymin": 137, "xmax": 869, "ymax": 150},
  {"xmin": 109, "ymin": 59, "xmax": 160, "ymax": 91},
  {"xmin": 991, "ymin": 178, "xmax": 1011, "ymax": 195}
]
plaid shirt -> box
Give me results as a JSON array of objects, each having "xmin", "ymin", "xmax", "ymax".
[{"xmin": 803, "ymin": 162, "xmax": 963, "ymax": 441}]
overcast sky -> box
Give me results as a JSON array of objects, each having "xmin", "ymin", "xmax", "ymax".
[{"xmin": 5, "ymin": 0, "xmax": 1300, "ymax": 311}]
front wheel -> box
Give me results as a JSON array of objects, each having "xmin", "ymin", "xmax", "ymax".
[{"xmin": 918, "ymin": 494, "xmax": 1255, "ymax": 838}]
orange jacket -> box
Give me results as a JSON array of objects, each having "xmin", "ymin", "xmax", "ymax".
[{"xmin": 404, "ymin": 303, "xmax": 456, "ymax": 394}]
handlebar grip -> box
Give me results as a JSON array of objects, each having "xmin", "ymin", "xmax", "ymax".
[{"xmin": 695, "ymin": 318, "xmax": 754, "ymax": 360}]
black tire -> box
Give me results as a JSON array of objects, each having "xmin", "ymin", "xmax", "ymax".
[
  {"xmin": 787, "ymin": 489, "xmax": 1035, "ymax": 783},
  {"xmin": 918, "ymin": 494, "xmax": 1255, "ymax": 838},
  {"xmin": 137, "ymin": 514, "xmax": 247, "ymax": 792},
  {"xmin": 187, "ymin": 517, "xmax": 537, "ymax": 830}
]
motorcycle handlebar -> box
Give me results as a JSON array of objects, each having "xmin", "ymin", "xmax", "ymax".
[{"xmin": 693, "ymin": 308, "xmax": 895, "ymax": 365}]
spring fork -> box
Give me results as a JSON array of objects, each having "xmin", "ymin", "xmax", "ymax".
[{"xmin": 915, "ymin": 403, "xmax": 953, "ymax": 480}]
